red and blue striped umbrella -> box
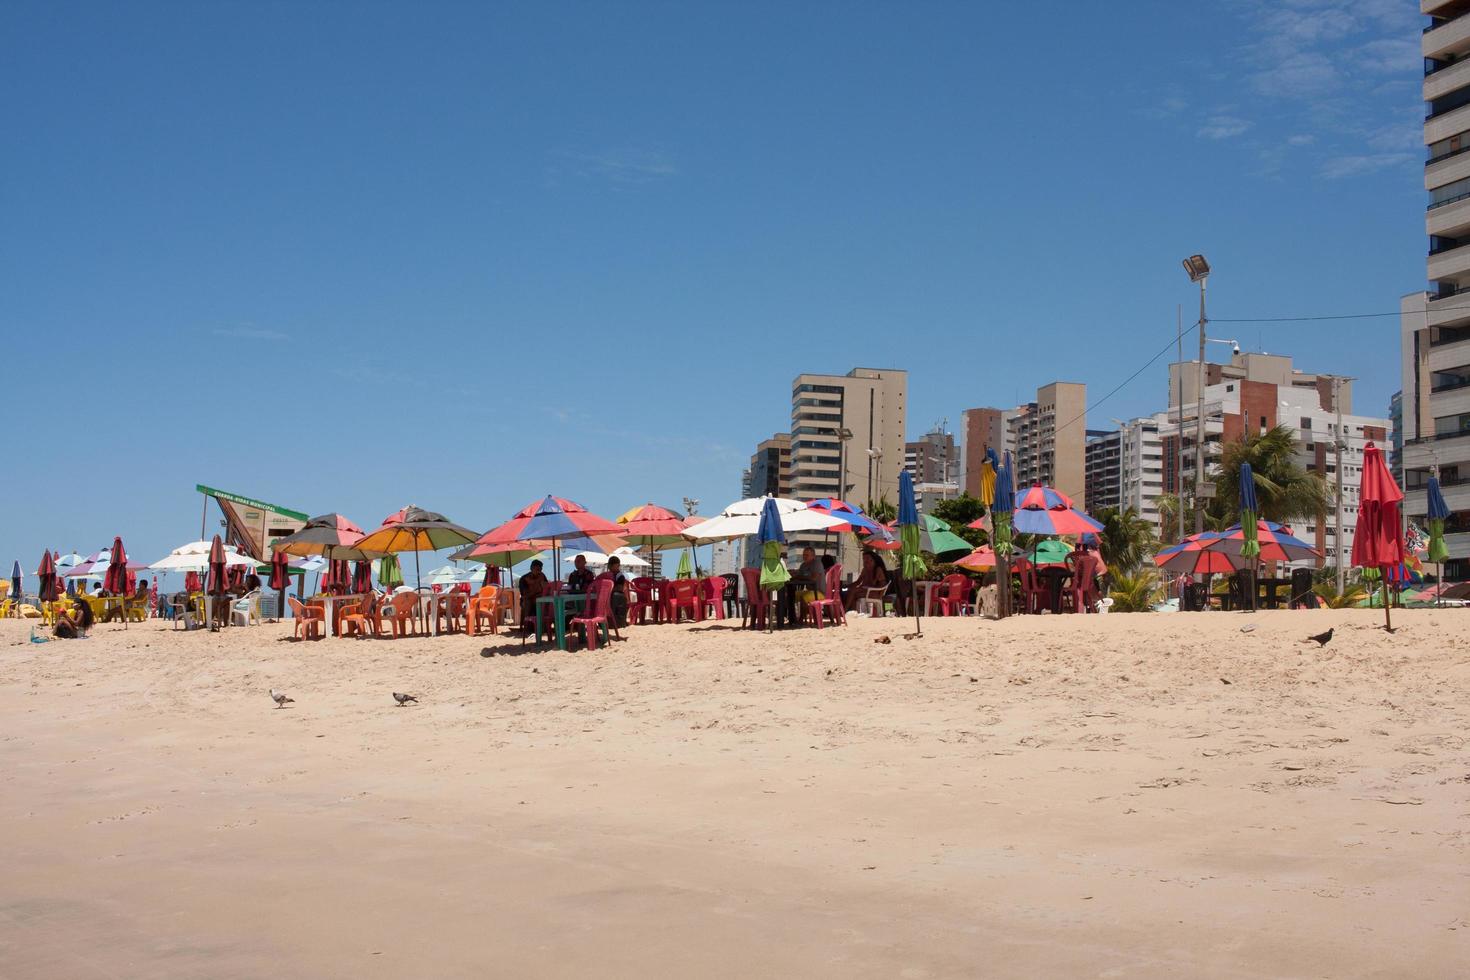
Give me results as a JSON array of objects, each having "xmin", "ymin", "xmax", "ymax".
[
  {"xmin": 1203, "ymin": 521, "xmax": 1319, "ymax": 564},
  {"xmin": 1012, "ymin": 484, "xmax": 1074, "ymax": 511},
  {"xmin": 1011, "ymin": 483, "xmax": 1104, "ymax": 536},
  {"xmin": 1154, "ymin": 532, "xmax": 1241, "ymax": 573}
]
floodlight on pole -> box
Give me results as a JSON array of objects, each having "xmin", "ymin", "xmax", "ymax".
[{"xmin": 1181, "ymin": 254, "xmax": 1210, "ymax": 539}]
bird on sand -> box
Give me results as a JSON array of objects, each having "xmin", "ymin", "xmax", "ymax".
[
  {"xmin": 1304, "ymin": 628, "xmax": 1334, "ymax": 647},
  {"xmin": 392, "ymin": 692, "xmax": 418, "ymax": 706},
  {"xmin": 270, "ymin": 689, "xmax": 294, "ymax": 708}
]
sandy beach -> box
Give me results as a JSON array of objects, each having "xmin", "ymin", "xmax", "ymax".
[{"xmin": 1, "ymin": 609, "xmax": 1467, "ymax": 978}]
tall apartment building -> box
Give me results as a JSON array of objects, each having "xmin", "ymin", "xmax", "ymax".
[
  {"xmin": 1084, "ymin": 429, "xmax": 1123, "ymax": 514},
  {"xmin": 1398, "ymin": 3, "xmax": 1470, "ymax": 578},
  {"xmin": 788, "ymin": 367, "xmax": 907, "ymax": 559},
  {"xmin": 1085, "ymin": 418, "xmax": 1168, "ymax": 531},
  {"xmin": 1008, "ymin": 382, "xmax": 1088, "ymax": 504},
  {"xmin": 905, "ymin": 427, "xmax": 957, "ymax": 484},
  {"xmin": 741, "ymin": 433, "xmax": 792, "ymax": 499}
]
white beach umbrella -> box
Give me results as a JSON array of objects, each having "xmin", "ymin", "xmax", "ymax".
[
  {"xmin": 572, "ymin": 547, "xmax": 650, "ymax": 569},
  {"xmin": 422, "ymin": 564, "xmax": 476, "ymax": 586},
  {"xmin": 150, "ymin": 541, "xmax": 259, "ymax": 572},
  {"xmin": 682, "ymin": 496, "xmax": 845, "ymax": 544}
]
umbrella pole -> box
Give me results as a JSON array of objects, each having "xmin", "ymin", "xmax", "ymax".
[{"xmin": 1382, "ymin": 574, "xmax": 1392, "ymax": 631}]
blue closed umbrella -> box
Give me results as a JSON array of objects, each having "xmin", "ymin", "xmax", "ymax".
[
  {"xmin": 897, "ymin": 471, "xmax": 925, "ymax": 633},
  {"xmin": 9, "ymin": 560, "xmax": 21, "ymax": 611},
  {"xmin": 756, "ymin": 497, "xmax": 789, "ymax": 590}
]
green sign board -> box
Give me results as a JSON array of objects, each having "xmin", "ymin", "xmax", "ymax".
[{"xmin": 196, "ymin": 485, "xmax": 310, "ymax": 522}]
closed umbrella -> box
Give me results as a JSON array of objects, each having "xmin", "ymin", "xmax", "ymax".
[
  {"xmin": 269, "ymin": 550, "xmax": 291, "ymax": 620},
  {"xmin": 756, "ymin": 497, "xmax": 789, "ymax": 631},
  {"xmin": 1351, "ymin": 442, "xmax": 1404, "ymax": 631},
  {"xmin": 185, "ymin": 571, "xmax": 203, "ymax": 593},
  {"xmin": 376, "ymin": 555, "xmax": 405, "ymax": 590},
  {"xmin": 38, "ymin": 551, "xmax": 59, "ymax": 605},
  {"xmin": 352, "ymin": 560, "xmax": 373, "ymax": 594},
  {"xmin": 8, "ymin": 560, "xmax": 20, "ymax": 614},
  {"xmin": 206, "ymin": 535, "xmax": 228, "ymax": 629},
  {"xmin": 676, "ymin": 549, "xmax": 694, "ymax": 579},
  {"xmin": 104, "ymin": 537, "xmax": 130, "ymax": 629},
  {"xmin": 991, "ymin": 454, "xmax": 1015, "ymax": 618},
  {"xmin": 897, "ymin": 470, "xmax": 925, "ymax": 635},
  {"xmin": 1427, "ymin": 476, "xmax": 1450, "ymax": 604},
  {"xmin": 1239, "ymin": 463, "xmax": 1261, "ymax": 609}
]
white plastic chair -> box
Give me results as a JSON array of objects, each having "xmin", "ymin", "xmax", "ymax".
[
  {"xmin": 230, "ymin": 589, "xmax": 262, "ymax": 627},
  {"xmin": 167, "ymin": 592, "xmax": 198, "ymax": 631},
  {"xmin": 857, "ymin": 586, "xmax": 888, "ymax": 617}
]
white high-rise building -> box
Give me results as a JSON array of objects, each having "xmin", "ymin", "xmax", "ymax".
[{"xmin": 1400, "ymin": 5, "xmax": 1470, "ymax": 579}]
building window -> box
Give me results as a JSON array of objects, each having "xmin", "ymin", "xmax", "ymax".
[{"xmin": 1434, "ymin": 412, "xmax": 1470, "ymax": 438}]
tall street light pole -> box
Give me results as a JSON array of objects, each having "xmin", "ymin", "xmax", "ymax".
[{"xmin": 1182, "ymin": 255, "xmax": 1211, "ymax": 536}]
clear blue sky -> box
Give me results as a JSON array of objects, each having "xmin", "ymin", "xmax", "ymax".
[{"xmin": 1, "ymin": 1, "xmax": 1426, "ymax": 577}]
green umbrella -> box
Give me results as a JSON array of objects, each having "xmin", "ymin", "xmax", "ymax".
[
  {"xmin": 871, "ymin": 514, "xmax": 971, "ymax": 561},
  {"xmin": 676, "ymin": 549, "xmax": 694, "ymax": 579},
  {"xmin": 756, "ymin": 499, "xmax": 790, "ymax": 597},
  {"xmin": 1028, "ymin": 539, "xmax": 1073, "ymax": 565},
  {"xmin": 375, "ymin": 555, "xmax": 404, "ymax": 589}
]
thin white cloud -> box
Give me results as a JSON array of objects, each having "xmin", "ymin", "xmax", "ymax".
[
  {"xmin": 549, "ymin": 148, "xmax": 679, "ymax": 186},
  {"xmin": 211, "ymin": 326, "xmax": 288, "ymax": 341},
  {"xmin": 1287, "ymin": 134, "xmax": 1316, "ymax": 146},
  {"xmin": 1320, "ymin": 152, "xmax": 1415, "ymax": 179},
  {"xmin": 1197, "ymin": 115, "xmax": 1253, "ymax": 140}
]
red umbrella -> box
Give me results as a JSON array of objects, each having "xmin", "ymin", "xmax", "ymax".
[
  {"xmin": 227, "ymin": 563, "xmax": 245, "ymax": 590},
  {"xmin": 352, "ymin": 560, "xmax": 372, "ymax": 594},
  {"xmin": 1351, "ymin": 442, "xmax": 1404, "ymax": 631},
  {"xmin": 37, "ymin": 551, "xmax": 59, "ymax": 604},
  {"xmin": 206, "ymin": 535, "xmax": 229, "ymax": 595},
  {"xmin": 185, "ymin": 571, "xmax": 203, "ymax": 593},
  {"xmin": 103, "ymin": 536, "xmax": 129, "ymax": 595},
  {"xmin": 269, "ymin": 550, "xmax": 291, "ymax": 620}
]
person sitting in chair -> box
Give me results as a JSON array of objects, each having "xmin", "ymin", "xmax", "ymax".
[
  {"xmin": 54, "ymin": 595, "xmax": 94, "ymax": 639},
  {"xmin": 518, "ymin": 560, "xmax": 549, "ymax": 632},
  {"xmin": 844, "ymin": 550, "xmax": 890, "ymax": 612},
  {"xmin": 566, "ymin": 555, "xmax": 595, "ymax": 594},
  {"xmin": 596, "ymin": 556, "xmax": 630, "ymax": 628}
]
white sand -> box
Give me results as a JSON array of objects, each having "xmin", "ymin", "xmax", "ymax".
[{"xmin": 1, "ymin": 609, "xmax": 1467, "ymax": 978}]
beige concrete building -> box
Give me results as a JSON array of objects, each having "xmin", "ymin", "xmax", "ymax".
[
  {"xmin": 960, "ymin": 407, "xmax": 1005, "ymax": 495},
  {"xmin": 788, "ymin": 367, "xmax": 907, "ymax": 561},
  {"xmin": 1401, "ymin": 3, "xmax": 1470, "ymax": 579},
  {"xmin": 1008, "ymin": 382, "xmax": 1088, "ymax": 504},
  {"xmin": 741, "ymin": 433, "xmax": 791, "ymax": 500}
]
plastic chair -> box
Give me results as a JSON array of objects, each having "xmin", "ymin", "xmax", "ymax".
[
  {"xmin": 1013, "ymin": 558, "xmax": 1049, "ymax": 614},
  {"xmin": 935, "ymin": 574, "xmax": 972, "ymax": 616},
  {"xmin": 163, "ymin": 593, "xmax": 197, "ymax": 630},
  {"xmin": 383, "ymin": 591, "xmax": 420, "ymax": 638},
  {"xmin": 230, "ymin": 590, "xmax": 262, "ymax": 627},
  {"xmin": 857, "ymin": 586, "xmax": 888, "ymax": 617},
  {"xmin": 700, "ymin": 577, "xmax": 726, "ymax": 620},
  {"xmin": 287, "ymin": 596, "xmax": 324, "ymax": 640},
  {"xmin": 469, "ymin": 586, "xmax": 502, "ymax": 636},
  {"xmin": 739, "ymin": 568, "xmax": 772, "ymax": 629},
  {"xmin": 569, "ymin": 578, "xmax": 617, "ymax": 650},
  {"xmin": 720, "ymin": 573, "xmax": 741, "ymax": 618},
  {"xmin": 667, "ymin": 579, "xmax": 703, "ymax": 623},
  {"xmin": 340, "ymin": 593, "xmax": 379, "ymax": 638},
  {"xmin": 1067, "ymin": 556, "xmax": 1100, "ymax": 613},
  {"xmin": 443, "ymin": 592, "xmax": 468, "ymax": 633},
  {"xmin": 628, "ymin": 577, "xmax": 661, "ymax": 625},
  {"xmin": 804, "ymin": 564, "xmax": 846, "ymax": 629}
]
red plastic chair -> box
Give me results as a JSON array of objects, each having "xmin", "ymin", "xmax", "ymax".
[
  {"xmin": 701, "ymin": 577, "xmax": 726, "ymax": 620},
  {"xmin": 628, "ymin": 577, "xmax": 660, "ymax": 624},
  {"xmin": 739, "ymin": 568, "xmax": 771, "ymax": 629},
  {"xmin": 1067, "ymin": 554, "xmax": 1101, "ymax": 613},
  {"xmin": 569, "ymin": 578, "xmax": 617, "ymax": 650},
  {"xmin": 667, "ymin": 579, "xmax": 703, "ymax": 623},
  {"xmin": 935, "ymin": 574, "xmax": 972, "ymax": 616},
  {"xmin": 804, "ymin": 564, "xmax": 845, "ymax": 629},
  {"xmin": 1012, "ymin": 557, "xmax": 1049, "ymax": 614},
  {"xmin": 287, "ymin": 595, "xmax": 325, "ymax": 640}
]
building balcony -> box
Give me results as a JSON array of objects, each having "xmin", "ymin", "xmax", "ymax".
[
  {"xmin": 1425, "ymin": 0, "xmax": 1470, "ymax": 20},
  {"xmin": 1428, "ymin": 289, "xmax": 1470, "ymax": 328},
  {"xmin": 1426, "ymin": 52, "xmax": 1470, "ymax": 102},
  {"xmin": 1428, "ymin": 187, "xmax": 1470, "ymax": 238},
  {"xmin": 1427, "ymin": 143, "xmax": 1470, "ymax": 188},
  {"xmin": 1425, "ymin": 12, "xmax": 1470, "ymax": 62},
  {"xmin": 1429, "ymin": 241, "xmax": 1470, "ymax": 284}
]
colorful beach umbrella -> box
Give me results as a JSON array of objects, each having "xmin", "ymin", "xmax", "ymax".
[
  {"xmin": 449, "ymin": 541, "xmax": 541, "ymax": 571},
  {"xmin": 1351, "ymin": 443, "xmax": 1404, "ymax": 631},
  {"xmin": 1210, "ymin": 522, "xmax": 1319, "ymax": 564},
  {"xmin": 357, "ymin": 506, "xmax": 481, "ymax": 588},
  {"xmin": 1239, "ymin": 463, "xmax": 1260, "ymax": 561},
  {"xmin": 1154, "ymin": 532, "xmax": 1241, "ymax": 574},
  {"xmin": 1011, "ymin": 484, "xmax": 1105, "ymax": 536},
  {"xmin": 864, "ymin": 514, "xmax": 971, "ymax": 559}
]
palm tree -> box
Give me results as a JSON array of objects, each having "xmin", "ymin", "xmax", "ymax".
[
  {"xmin": 1108, "ymin": 569, "xmax": 1161, "ymax": 612},
  {"xmin": 1095, "ymin": 506, "xmax": 1158, "ymax": 574},
  {"xmin": 865, "ymin": 497, "xmax": 897, "ymax": 524},
  {"xmin": 1155, "ymin": 493, "xmax": 1183, "ymax": 546},
  {"xmin": 1211, "ymin": 425, "xmax": 1333, "ymax": 527}
]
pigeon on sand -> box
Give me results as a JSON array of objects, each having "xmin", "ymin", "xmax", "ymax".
[
  {"xmin": 270, "ymin": 689, "xmax": 294, "ymax": 709},
  {"xmin": 393, "ymin": 692, "xmax": 418, "ymax": 706}
]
